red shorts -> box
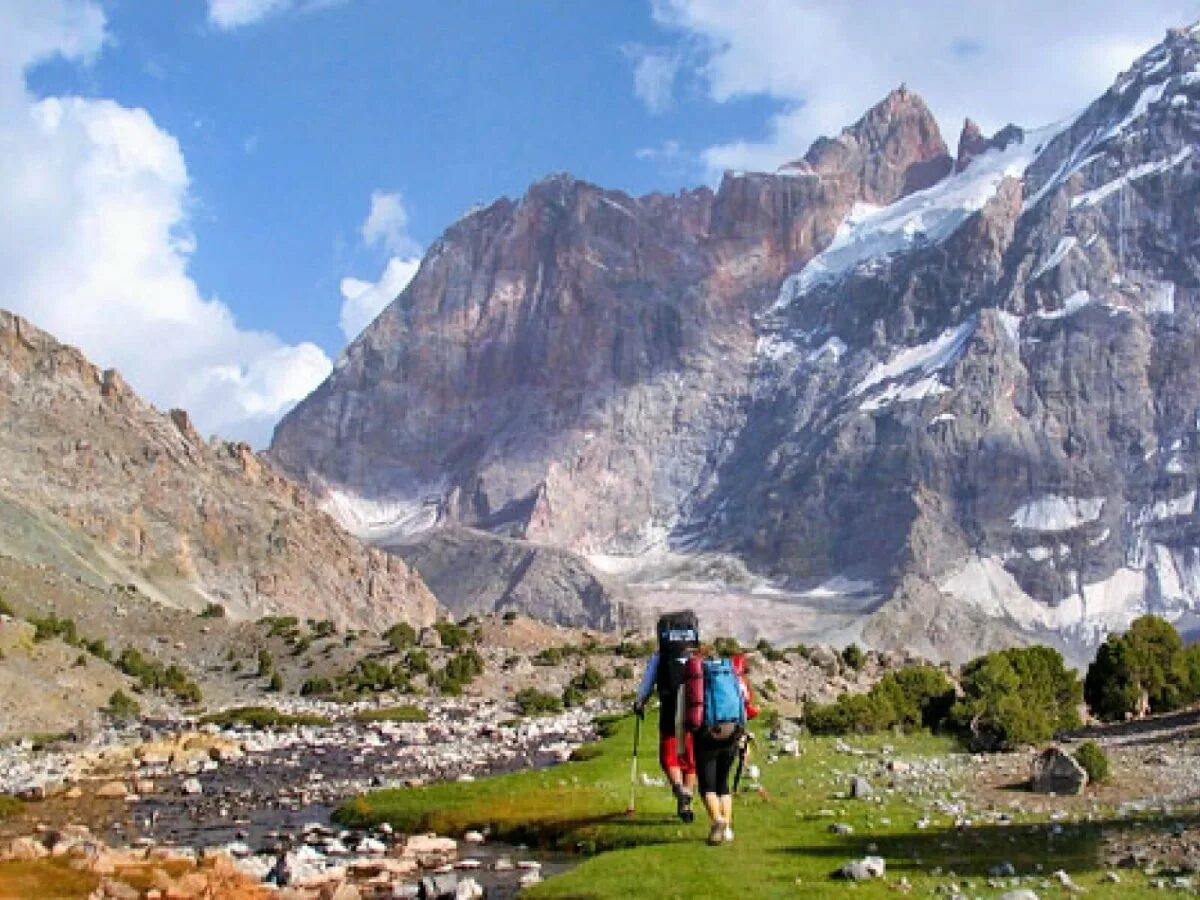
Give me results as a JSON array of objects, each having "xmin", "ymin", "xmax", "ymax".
[{"xmin": 659, "ymin": 731, "xmax": 695, "ymax": 776}]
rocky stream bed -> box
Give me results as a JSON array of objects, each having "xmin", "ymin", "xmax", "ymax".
[{"xmin": 0, "ymin": 698, "xmax": 606, "ymax": 897}]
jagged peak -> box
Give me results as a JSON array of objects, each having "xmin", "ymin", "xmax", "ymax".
[{"xmin": 776, "ymin": 84, "xmax": 952, "ymax": 205}]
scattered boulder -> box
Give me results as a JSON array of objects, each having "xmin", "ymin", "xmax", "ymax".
[
  {"xmin": 850, "ymin": 776, "xmax": 872, "ymax": 799},
  {"xmin": 1031, "ymin": 747, "xmax": 1088, "ymax": 795},
  {"xmin": 834, "ymin": 856, "xmax": 886, "ymax": 880},
  {"xmin": 95, "ymin": 781, "xmax": 129, "ymax": 799}
]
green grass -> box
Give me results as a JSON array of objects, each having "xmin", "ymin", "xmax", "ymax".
[
  {"xmin": 337, "ymin": 712, "xmax": 1199, "ymax": 898},
  {"xmin": 0, "ymin": 795, "xmax": 23, "ymax": 821},
  {"xmin": 198, "ymin": 706, "xmax": 331, "ymax": 729},
  {"xmin": 352, "ymin": 704, "xmax": 429, "ymax": 723}
]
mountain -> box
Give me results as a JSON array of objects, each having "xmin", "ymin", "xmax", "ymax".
[
  {"xmin": 273, "ymin": 26, "xmax": 1200, "ymax": 661},
  {"xmin": 0, "ymin": 310, "xmax": 438, "ymax": 632}
]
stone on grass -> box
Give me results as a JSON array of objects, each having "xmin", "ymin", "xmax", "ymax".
[
  {"xmin": 834, "ymin": 856, "xmax": 885, "ymax": 880},
  {"xmin": 850, "ymin": 776, "xmax": 873, "ymax": 799},
  {"xmin": 1030, "ymin": 748, "xmax": 1087, "ymax": 796},
  {"xmin": 998, "ymin": 890, "xmax": 1040, "ymax": 900}
]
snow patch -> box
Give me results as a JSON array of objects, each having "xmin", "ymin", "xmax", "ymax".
[
  {"xmin": 1071, "ymin": 147, "xmax": 1193, "ymax": 208},
  {"xmin": 928, "ymin": 413, "xmax": 956, "ymax": 426},
  {"xmin": 1010, "ymin": 495, "xmax": 1105, "ymax": 532},
  {"xmin": 807, "ymin": 336, "xmax": 848, "ymax": 364},
  {"xmin": 323, "ymin": 489, "xmax": 440, "ymax": 543},
  {"xmin": 851, "ymin": 320, "xmax": 975, "ymax": 398},
  {"xmin": 859, "ymin": 377, "xmax": 949, "ymax": 411},
  {"xmin": 1034, "ymin": 290, "xmax": 1094, "ymax": 320},
  {"xmin": 942, "ymin": 555, "xmax": 1146, "ymax": 639},
  {"xmin": 996, "ymin": 310, "xmax": 1023, "ymax": 345},
  {"xmin": 1032, "ymin": 236, "xmax": 1077, "ymax": 279},
  {"xmin": 1146, "ymin": 281, "xmax": 1176, "ymax": 315},
  {"xmin": 1150, "ymin": 490, "xmax": 1197, "ymax": 521},
  {"xmin": 774, "ymin": 126, "xmax": 1059, "ymax": 306}
]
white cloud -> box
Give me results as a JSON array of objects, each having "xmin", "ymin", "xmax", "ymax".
[
  {"xmin": 339, "ymin": 256, "xmax": 419, "ymax": 341},
  {"xmin": 207, "ymin": 0, "xmax": 347, "ymax": 31},
  {"xmin": 646, "ymin": 0, "xmax": 1200, "ymax": 176},
  {"xmin": 361, "ymin": 190, "xmax": 421, "ymax": 258},
  {"xmin": 627, "ymin": 46, "xmax": 680, "ymax": 114},
  {"xmin": 209, "ymin": 0, "xmax": 291, "ymax": 29},
  {"xmin": 0, "ymin": 0, "xmax": 332, "ymax": 447}
]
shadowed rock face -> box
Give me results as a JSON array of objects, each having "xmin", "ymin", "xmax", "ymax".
[
  {"xmin": 0, "ymin": 311, "xmax": 439, "ymax": 631},
  {"xmin": 273, "ymin": 26, "xmax": 1200, "ymax": 660}
]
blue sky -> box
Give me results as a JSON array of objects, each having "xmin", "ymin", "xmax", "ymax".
[{"xmin": 3, "ymin": 0, "xmax": 1198, "ymax": 444}]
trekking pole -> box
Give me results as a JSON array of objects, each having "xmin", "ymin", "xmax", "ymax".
[{"xmin": 626, "ymin": 712, "xmax": 642, "ymax": 814}]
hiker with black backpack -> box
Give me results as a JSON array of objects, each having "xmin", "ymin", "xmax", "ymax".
[
  {"xmin": 684, "ymin": 647, "xmax": 758, "ymax": 845},
  {"xmin": 632, "ymin": 610, "xmax": 700, "ymax": 822}
]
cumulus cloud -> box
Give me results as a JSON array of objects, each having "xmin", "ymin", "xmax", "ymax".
[
  {"xmin": 338, "ymin": 256, "xmax": 419, "ymax": 341},
  {"xmin": 1, "ymin": 0, "xmax": 332, "ymax": 447},
  {"xmin": 360, "ymin": 190, "xmax": 421, "ymax": 258},
  {"xmin": 644, "ymin": 0, "xmax": 1199, "ymax": 176}
]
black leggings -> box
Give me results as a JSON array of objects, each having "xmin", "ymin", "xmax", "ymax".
[{"xmin": 695, "ymin": 734, "xmax": 738, "ymax": 796}]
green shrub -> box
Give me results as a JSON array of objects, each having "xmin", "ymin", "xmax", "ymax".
[
  {"xmin": 405, "ymin": 649, "xmax": 431, "ymax": 675},
  {"xmin": 116, "ymin": 646, "xmax": 202, "ymax": 703},
  {"xmin": 1073, "ymin": 740, "xmax": 1110, "ymax": 784},
  {"xmin": 267, "ymin": 672, "xmax": 284, "ymax": 692},
  {"xmin": 515, "ymin": 688, "xmax": 563, "ymax": 716},
  {"xmin": 200, "ymin": 706, "xmax": 330, "ymax": 729},
  {"xmin": 841, "ymin": 643, "xmax": 866, "ymax": 671},
  {"xmin": 873, "ymin": 665, "xmax": 956, "ymax": 731},
  {"xmin": 199, "ymin": 602, "xmax": 226, "ymax": 619},
  {"xmin": 503, "ymin": 610, "xmax": 518, "ymax": 622},
  {"xmin": 805, "ymin": 692, "xmax": 895, "ymax": 735},
  {"xmin": 713, "ymin": 637, "xmax": 741, "ymax": 657},
  {"xmin": 562, "ymin": 685, "xmax": 585, "ymax": 708},
  {"xmin": 434, "ymin": 619, "xmax": 475, "ymax": 650},
  {"xmin": 311, "ymin": 620, "xmax": 337, "ymax": 639},
  {"xmin": 301, "ymin": 676, "xmax": 333, "ymax": 696},
  {"xmin": 383, "ymin": 622, "xmax": 417, "ymax": 651},
  {"xmin": 613, "ymin": 664, "xmax": 634, "ymax": 680},
  {"xmin": 950, "ymin": 645, "xmax": 1082, "ymax": 751},
  {"xmin": 29, "ymin": 613, "xmax": 78, "ymax": 645},
  {"xmin": 0, "ymin": 795, "xmax": 22, "ymax": 822},
  {"xmin": 615, "ymin": 640, "xmax": 655, "ymax": 659},
  {"xmin": 593, "ymin": 714, "xmax": 623, "ymax": 738},
  {"xmin": 570, "ymin": 665, "xmax": 606, "ymax": 693},
  {"xmin": 533, "ymin": 646, "xmax": 566, "ymax": 666},
  {"xmin": 449, "ymin": 648, "xmax": 485, "ymax": 680},
  {"xmin": 1085, "ymin": 615, "xmax": 1193, "ymax": 722},
  {"xmin": 261, "ymin": 615, "xmax": 299, "ymax": 638},
  {"xmin": 355, "ymin": 705, "xmax": 430, "ymax": 723},
  {"xmin": 0, "ymin": 594, "xmax": 13, "ymax": 617},
  {"xmin": 257, "ymin": 648, "xmax": 274, "ymax": 677},
  {"xmin": 104, "ymin": 690, "xmax": 140, "ymax": 721},
  {"xmin": 569, "ymin": 743, "xmax": 603, "ymax": 762}
]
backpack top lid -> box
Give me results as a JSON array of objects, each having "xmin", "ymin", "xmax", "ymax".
[{"xmin": 656, "ymin": 610, "xmax": 699, "ymax": 649}]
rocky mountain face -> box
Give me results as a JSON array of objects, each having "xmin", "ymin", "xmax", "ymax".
[
  {"xmin": 273, "ymin": 26, "xmax": 1200, "ymax": 661},
  {"xmin": 0, "ymin": 311, "xmax": 438, "ymax": 632}
]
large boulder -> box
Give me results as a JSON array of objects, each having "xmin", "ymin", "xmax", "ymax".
[{"xmin": 1030, "ymin": 747, "xmax": 1088, "ymax": 795}]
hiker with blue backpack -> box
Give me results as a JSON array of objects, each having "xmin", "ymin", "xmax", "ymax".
[{"xmin": 684, "ymin": 647, "xmax": 758, "ymax": 844}]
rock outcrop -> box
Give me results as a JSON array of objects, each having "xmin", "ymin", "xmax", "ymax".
[
  {"xmin": 273, "ymin": 26, "xmax": 1200, "ymax": 660},
  {"xmin": 0, "ymin": 311, "xmax": 438, "ymax": 631}
]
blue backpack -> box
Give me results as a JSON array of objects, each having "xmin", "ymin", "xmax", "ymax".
[{"xmin": 702, "ymin": 658, "xmax": 745, "ymax": 737}]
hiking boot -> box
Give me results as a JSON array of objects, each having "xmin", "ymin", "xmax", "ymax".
[
  {"xmin": 707, "ymin": 819, "xmax": 727, "ymax": 845},
  {"xmin": 673, "ymin": 785, "xmax": 694, "ymax": 823}
]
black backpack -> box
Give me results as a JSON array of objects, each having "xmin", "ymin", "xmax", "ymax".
[{"xmin": 655, "ymin": 610, "xmax": 699, "ymax": 698}]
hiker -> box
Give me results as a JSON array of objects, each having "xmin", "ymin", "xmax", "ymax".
[
  {"xmin": 685, "ymin": 647, "xmax": 757, "ymax": 845},
  {"xmin": 633, "ymin": 610, "xmax": 700, "ymax": 822}
]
